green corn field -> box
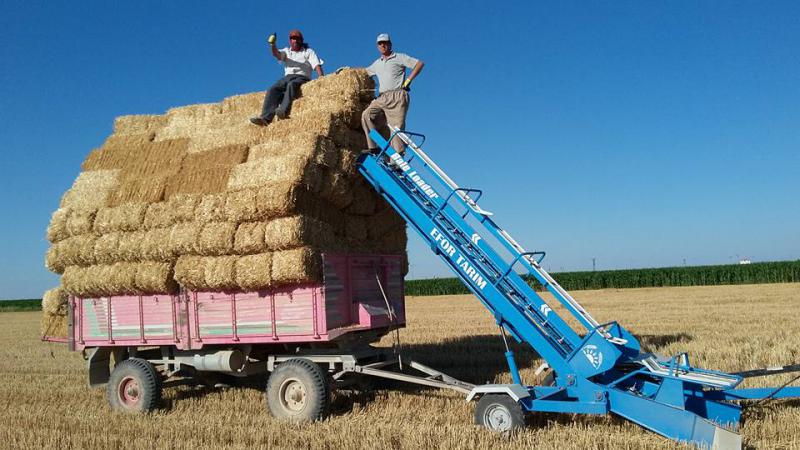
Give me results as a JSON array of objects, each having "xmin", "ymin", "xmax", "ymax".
[{"xmin": 405, "ymin": 260, "xmax": 800, "ymax": 296}]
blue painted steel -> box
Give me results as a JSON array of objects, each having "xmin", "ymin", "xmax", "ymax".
[{"xmin": 357, "ymin": 128, "xmax": 800, "ymax": 448}]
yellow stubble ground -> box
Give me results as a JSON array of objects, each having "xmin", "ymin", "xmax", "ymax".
[{"xmin": 0, "ymin": 283, "xmax": 798, "ymax": 449}]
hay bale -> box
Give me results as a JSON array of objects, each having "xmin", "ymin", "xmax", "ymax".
[
  {"xmin": 117, "ymin": 230, "xmax": 146, "ymax": 261},
  {"xmin": 346, "ymin": 180, "xmax": 377, "ymax": 216},
  {"xmin": 378, "ymin": 228, "xmax": 407, "ymax": 254},
  {"xmin": 143, "ymin": 201, "xmax": 172, "ymax": 229},
  {"xmin": 94, "ymin": 203, "xmax": 147, "ymax": 234},
  {"xmin": 169, "ymin": 222, "xmax": 202, "ymax": 255},
  {"xmin": 263, "ymin": 216, "xmax": 334, "ymax": 251},
  {"xmin": 367, "ymin": 206, "xmax": 407, "ymax": 239},
  {"xmin": 170, "ymin": 193, "xmax": 201, "ymax": 222},
  {"xmin": 344, "ymin": 216, "xmax": 368, "ymax": 242},
  {"xmin": 320, "ymin": 170, "xmax": 354, "ymax": 210},
  {"xmin": 337, "ymin": 148, "xmax": 359, "ymax": 177},
  {"xmin": 135, "ymin": 262, "xmax": 177, "ymax": 293},
  {"xmin": 183, "ymin": 144, "xmax": 249, "ymax": 168},
  {"xmin": 224, "ymin": 188, "xmax": 261, "ymax": 223},
  {"xmin": 107, "ymin": 175, "xmax": 167, "ymax": 207},
  {"xmin": 65, "ymin": 209, "xmax": 96, "ymax": 236},
  {"xmin": 46, "ymin": 208, "xmax": 70, "ymax": 243},
  {"xmin": 44, "ymin": 246, "xmax": 65, "ymax": 274},
  {"xmin": 234, "ymin": 222, "xmax": 266, "ymax": 254},
  {"xmin": 113, "ymin": 114, "xmax": 169, "ymax": 135},
  {"xmin": 81, "ymin": 135, "xmax": 153, "ymax": 171},
  {"xmin": 121, "ymin": 138, "xmax": 188, "ymax": 178},
  {"xmin": 227, "ymin": 154, "xmax": 322, "ymax": 192},
  {"xmin": 271, "ymin": 247, "xmax": 322, "ymax": 286},
  {"xmin": 195, "ymin": 193, "xmax": 228, "ymax": 223},
  {"xmin": 40, "ymin": 313, "xmax": 68, "ymax": 338},
  {"xmin": 140, "ymin": 228, "xmax": 174, "ymax": 262},
  {"xmin": 255, "ymin": 183, "xmax": 298, "ymax": 217},
  {"xmin": 204, "ymin": 256, "xmax": 238, "ymax": 290},
  {"xmin": 235, "ymin": 253, "xmax": 272, "ymax": 290},
  {"xmin": 220, "ymin": 92, "xmax": 263, "ymax": 115},
  {"xmin": 165, "ymin": 166, "xmax": 235, "ymax": 197},
  {"xmin": 94, "ymin": 232, "xmax": 122, "ymax": 264},
  {"xmin": 50, "ymin": 234, "xmax": 98, "ymax": 268},
  {"xmin": 60, "ymin": 170, "xmax": 119, "ymax": 211},
  {"xmin": 248, "ymin": 133, "xmax": 337, "ymax": 168},
  {"xmin": 174, "ymin": 256, "xmax": 205, "ymax": 289},
  {"xmin": 197, "ymin": 222, "xmax": 236, "ymax": 256},
  {"xmin": 42, "ymin": 286, "xmax": 68, "ymax": 316},
  {"xmin": 105, "ymin": 262, "xmax": 139, "ymax": 295}
]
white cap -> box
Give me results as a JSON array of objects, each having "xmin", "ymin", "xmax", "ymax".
[{"xmin": 376, "ymin": 33, "xmax": 391, "ymax": 43}]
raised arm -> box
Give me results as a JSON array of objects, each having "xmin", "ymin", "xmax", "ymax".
[{"xmin": 315, "ymin": 65, "xmax": 324, "ymax": 77}]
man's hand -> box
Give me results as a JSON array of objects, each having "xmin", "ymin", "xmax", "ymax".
[
  {"xmin": 268, "ymin": 33, "xmax": 277, "ymax": 46},
  {"xmin": 402, "ymin": 78, "xmax": 412, "ymax": 91}
]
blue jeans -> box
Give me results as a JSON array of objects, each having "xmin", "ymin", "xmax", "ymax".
[{"xmin": 260, "ymin": 74, "xmax": 310, "ymax": 120}]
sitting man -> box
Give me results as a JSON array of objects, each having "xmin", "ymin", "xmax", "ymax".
[{"xmin": 250, "ymin": 29, "xmax": 324, "ymax": 126}]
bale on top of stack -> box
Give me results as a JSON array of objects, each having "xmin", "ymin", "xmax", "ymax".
[{"xmin": 43, "ymin": 69, "xmax": 407, "ymax": 318}]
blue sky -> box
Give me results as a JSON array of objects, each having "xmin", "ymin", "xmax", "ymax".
[{"xmin": 1, "ymin": 1, "xmax": 798, "ymax": 298}]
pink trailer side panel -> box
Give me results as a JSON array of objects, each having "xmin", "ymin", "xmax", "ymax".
[{"xmin": 71, "ymin": 254, "xmax": 405, "ymax": 351}]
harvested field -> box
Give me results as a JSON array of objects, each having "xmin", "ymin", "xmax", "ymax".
[{"xmin": 4, "ymin": 283, "xmax": 800, "ymax": 449}]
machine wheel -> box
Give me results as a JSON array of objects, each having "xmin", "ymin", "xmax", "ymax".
[
  {"xmin": 107, "ymin": 358, "xmax": 162, "ymax": 413},
  {"xmin": 474, "ymin": 394, "xmax": 526, "ymax": 433},
  {"xmin": 266, "ymin": 358, "xmax": 330, "ymax": 422}
]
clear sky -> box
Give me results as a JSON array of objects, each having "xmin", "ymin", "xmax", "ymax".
[{"xmin": 1, "ymin": 1, "xmax": 798, "ymax": 298}]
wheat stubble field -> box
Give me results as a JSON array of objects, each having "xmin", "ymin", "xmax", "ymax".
[{"xmin": 1, "ymin": 283, "xmax": 798, "ymax": 449}]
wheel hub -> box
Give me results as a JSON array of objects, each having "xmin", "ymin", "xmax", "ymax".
[
  {"xmin": 279, "ymin": 378, "xmax": 307, "ymax": 412},
  {"xmin": 118, "ymin": 376, "xmax": 141, "ymax": 407},
  {"xmin": 484, "ymin": 405, "xmax": 512, "ymax": 432}
]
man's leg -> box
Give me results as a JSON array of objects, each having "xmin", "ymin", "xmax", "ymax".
[
  {"xmin": 361, "ymin": 97, "xmax": 389, "ymax": 151},
  {"xmin": 382, "ymin": 90, "xmax": 410, "ymax": 153},
  {"xmin": 260, "ymin": 77, "xmax": 289, "ymax": 122},
  {"xmin": 276, "ymin": 75, "xmax": 310, "ymax": 118}
]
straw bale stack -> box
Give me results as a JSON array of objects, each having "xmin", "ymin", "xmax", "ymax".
[
  {"xmin": 41, "ymin": 286, "xmax": 69, "ymax": 338},
  {"xmin": 44, "ymin": 68, "xmax": 407, "ymax": 304}
]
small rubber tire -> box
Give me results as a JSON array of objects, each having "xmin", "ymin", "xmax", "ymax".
[
  {"xmin": 107, "ymin": 358, "xmax": 162, "ymax": 413},
  {"xmin": 266, "ymin": 358, "xmax": 330, "ymax": 422},
  {"xmin": 474, "ymin": 394, "xmax": 526, "ymax": 433}
]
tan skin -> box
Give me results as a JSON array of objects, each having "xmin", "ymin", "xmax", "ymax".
[
  {"xmin": 271, "ymin": 35, "xmax": 324, "ymax": 77},
  {"xmin": 378, "ymin": 41, "xmax": 424, "ymax": 85}
]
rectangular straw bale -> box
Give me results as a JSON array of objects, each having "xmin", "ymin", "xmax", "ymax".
[
  {"xmin": 140, "ymin": 228, "xmax": 174, "ymax": 262},
  {"xmin": 164, "ymin": 166, "xmax": 234, "ymax": 197},
  {"xmin": 378, "ymin": 228, "xmax": 408, "ymax": 254},
  {"xmin": 41, "ymin": 313, "xmax": 68, "ymax": 338},
  {"xmin": 345, "ymin": 181, "xmax": 377, "ymax": 216},
  {"xmin": 174, "ymin": 256, "xmax": 205, "ymax": 289},
  {"xmin": 168, "ymin": 222, "xmax": 202, "ymax": 255},
  {"xmin": 107, "ymin": 176, "xmax": 167, "ymax": 207},
  {"xmin": 94, "ymin": 232, "xmax": 122, "ymax": 264},
  {"xmin": 135, "ymin": 262, "xmax": 177, "ymax": 294},
  {"xmin": 337, "ymin": 149, "xmax": 359, "ymax": 177},
  {"xmin": 169, "ymin": 193, "xmax": 201, "ymax": 222},
  {"xmin": 234, "ymin": 222, "xmax": 266, "ymax": 254},
  {"xmin": 367, "ymin": 206, "xmax": 407, "ymax": 239},
  {"xmin": 60, "ymin": 170, "xmax": 119, "ymax": 211},
  {"xmin": 226, "ymin": 154, "xmax": 322, "ymax": 192},
  {"xmin": 120, "ymin": 139, "xmax": 188, "ymax": 179},
  {"xmin": 47, "ymin": 208, "xmax": 70, "ymax": 243},
  {"xmin": 319, "ymin": 170, "xmax": 354, "ymax": 210},
  {"xmin": 204, "ymin": 255, "xmax": 238, "ymax": 291},
  {"xmin": 65, "ymin": 209, "xmax": 96, "ymax": 236},
  {"xmin": 113, "ymin": 114, "xmax": 169, "ymax": 135},
  {"xmin": 182, "ymin": 144, "xmax": 249, "ymax": 170},
  {"xmin": 271, "ymin": 247, "xmax": 322, "ymax": 286},
  {"xmin": 263, "ymin": 216, "xmax": 334, "ymax": 251},
  {"xmin": 105, "ymin": 262, "xmax": 139, "ymax": 295},
  {"xmin": 81, "ymin": 135, "xmax": 153, "ymax": 171},
  {"xmin": 93, "ymin": 203, "xmax": 147, "ymax": 233},
  {"xmin": 235, "ymin": 253, "xmax": 272, "ymax": 290},
  {"xmin": 156, "ymin": 103, "xmax": 223, "ymax": 141},
  {"xmin": 339, "ymin": 130, "xmax": 369, "ymax": 154},
  {"xmin": 344, "ymin": 216, "xmax": 368, "ymax": 242},
  {"xmin": 42, "ymin": 286, "xmax": 68, "ymax": 316},
  {"xmin": 143, "ymin": 201, "xmax": 172, "ymax": 229},
  {"xmin": 194, "ymin": 193, "xmax": 228, "ymax": 223},
  {"xmin": 248, "ymin": 134, "xmax": 337, "ymax": 168},
  {"xmin": 117, "ymin": 230, "xmax": 146, "ymax": 262},
  {"xmin": 255, "ymin": 183, "xmax": 298, "ymax": 217},
  {"xmin": 50, "ymin": 234, "xmax": 98, "ymax": 268},
  {"xmin": 197, "ymin": 222, "xmax": 236, "ymax": 256},
  {"xmin": 220, "ymin": 92, "xmax": 263, "ymax": 115},
  {"xmin": 45, "ymin": 246, "xmax": 65, "ymax": 274},
  {"xmin": 224, "ymin": 188, "xmax": 261, "ymax": 222},
  {"xmin": 63, "ymin": 265, "xmax": 115, "ymax": 297}
]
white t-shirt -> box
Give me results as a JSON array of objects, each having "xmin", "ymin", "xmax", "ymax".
[{"xmin": 278, "ymin": 47, "xmax": 324, "ymax": 78}]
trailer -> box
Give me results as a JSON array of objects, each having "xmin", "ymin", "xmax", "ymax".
[{"xmin": 46, "ymin": 127, "xmax": 800, "ymax": 448}]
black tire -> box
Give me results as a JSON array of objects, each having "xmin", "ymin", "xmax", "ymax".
[
  {"xmin": 107, "ymin": 358, "xmax": 162, "ymax": 413},
  {"xmin": 474, "ymin": 394, "xmax": 526, "ymax": 433},
  {"xmin": 266, "ymin": 358, "xmax": 330, "ymax": 422}
]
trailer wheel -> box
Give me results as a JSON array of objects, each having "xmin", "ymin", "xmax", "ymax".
[
  {"xmin": 266, "ymin": 358, "xmax": 329, "ymax": 422},
  {"xmin": 107, "ymin": 358, "xmax": 162, "ymax": 413},
  {"xmin": 474, "ymin": 394, "xmax": 526, "ymax": 433}
]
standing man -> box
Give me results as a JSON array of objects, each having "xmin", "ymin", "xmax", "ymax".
[
  {"xmin": 250, "ymin": 29, "xmax": 324, "ymax": 126},
  {"xmin": 362, "ymin": 33, "xmax": 424, "ymax": 154}
]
